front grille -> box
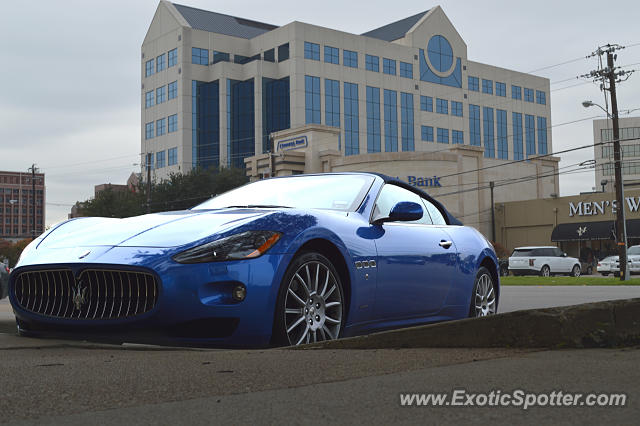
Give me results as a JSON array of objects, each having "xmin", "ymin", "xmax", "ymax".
[{"xmin": 13, "ymin": 269, "xmax": 159, "ymax": 320}]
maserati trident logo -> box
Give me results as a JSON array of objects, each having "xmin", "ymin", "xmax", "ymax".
[
  {"xmin": 72, "ymin": 280, "xmax": 87, "ymax": 311},
  {"xmin": 577, "ymin": 226, "xmax": 587, "ymax": 237},
  {"xmin": 78, "ymin": 250, "xmax": 91, "ymax": 259}
]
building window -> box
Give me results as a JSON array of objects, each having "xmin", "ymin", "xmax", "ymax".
[
  {"xmin": 468, "ymin": 76, "xmax": 479, "ymax": 91},
  {"xmin": 365, "ymin": 54, "xmax": 379, "ymax": 72},
  {"xmin": 344, "ymin": 50, "xmax": 358, "ymax": 68},
  {"xmin": 156, "ymin": 151, "xmax": 166, "ymax": 168},
  {"xmin": 325, "ymin": 79, "xmax": 340, "ymax": 127},
  {"xmin": 304, "ymin": 42, "xmax": 320, "ymax": 60},
  {"xmin": 278, "ymin": 43, "xmax": 289, "ymax": 62},
  {"xmin": 400, "ymin": 92, "xmax": 414, "ymax": 152},
  {"xmin": 482, "ymin": 79, "xmax": 493, "ymax": 95},
  {"xmin": 452, "ymin": 130, "xmax": 464, "ymax": 144},
  {"xmin": 262, "ymin": 77, "xmax": 290, "ymax": 154},
  {"xmin": 145, "ymin": 90, "xmax": 154, "ymax": 108},
  {"xmin": 211, "ymin": 51, "xmax": 229, "ymax": 64},
  {"xmin": 537, "ymin": 116, "xmax": 548, "ymax": 155},
  {"xmin": 483, "ymin": 107, "xmax": 494, "ymax": 158},
  {"xmin": 451, "ymin": 101, "xmax": 463, "ymax": 117},
  {"xmin": 145, "ymin": 59, "xmax": 154, "ymax": 77},
  {"xmin": 145, "ymin": 122, "xmax": 154, "ymax": 139},
  {"xmin": 324, "ymin": 46, "xmax": 339, "ymax": 64},
  {"xmin": 437, "ymin": 128, "xmax": 449, "ymax": 144},
  {"xmin": 366, "ymin": 86, "xmax": 381, "ymax": 153},
  {"xmin": 156, "ymin": 54, "xmax": 166, "ymax": 72},
  {"xmin": 168, "ymin": 147, "xmax": 178, "ymax": 166},
  {"xmin": 156, "ymin": 118, "xmax": 166, "ymax": 136},
  {"xmin": 400, "ymin": 62, "xmax": 413, "ymax": 79},
  {"xmin": 421, "ymin": 125, "xmax": 434, "ymax": 142},
  {"xmin": 469, "ymin": 104, "xmax": 480, "ymax": 146},
  {"xmin": 513, "ymin": 112, "xmax": 523, "ymax": 160},
  {"xmin": 420, "ymin": 96, "xmax": 433, "ymax": 112},
  {"xmin": 525, "ymin": 114, "xmax": 536, "ymax": 156},
  {"xmin": 436, "ymin": 98, "xmax": 448, "ymax": 115},
  {"xmin": 156, "ymin": 86, "xmax": 166, "ymax": 104},
  {"xmin": 234, "ymin": 54, "xmax": 260, "ymax": 65},
  {"xmin": 512, "ymin": 85, "xmax": 522, "ymax": 100},
  {"xmin": 524, "ymin": 88, "xmax": 534, "ymax": 103},
  {"xmin": 344, "ymin": 82, "xmax": 359, "ymax": 155},
  {"xmin": 496, "ymin": 82, "xmax": 506, "ymax": 97},
  {"xmin": 168, "ymin": 81, "xmax": 177, "ymax": 100},
  {"xmin": 384, "ymin": 89, "xmax": 398, "ymax": 152},
  {"xmin": 168, "ymin": 114, "xmax": 178, "ymax": 133},
  {"xmin": 192, "ymin": 47, "xmax": 209, "ymax": 65},
  {"xmin": 305, "ymin": 75, "xmax": 321, "ymax": 124},
  {"xmin": 497, "ymin": 109, "xmax": 508, "ymax": 159},
  {"xmin": 263, "ymin": 48, "xmax": 275, "ymax": 62},
  {"xmin": 168, "ymin": 48, "xmax": 177, "ymax": 67},
  {"xmin": 383, "ymin": 58, "xmax": 396, "ymax": 75},
  {"xmin": 536, "ymin": 90, "xmax": 546, "ymax": 105}
]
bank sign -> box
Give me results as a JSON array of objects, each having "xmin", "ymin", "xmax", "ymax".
[
  {"xmin": 277, "ymin": 136, "xmax": 308, "ymax": 151},
  {"xmin": 569, "ymin": 197, "xmax": 640, "ymax": 217},
  {"xmin": 406, "ymin": 176, "xmax": 442, "ymax": 188}
]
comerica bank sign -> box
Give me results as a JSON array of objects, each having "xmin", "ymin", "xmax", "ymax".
[
  {"xmin": 406, "ymin": 176, "xmax": 442, "ymax": 188},
  {"xmin": 569, "ymin": 197, "xmax": 640, "ymax": 217}
]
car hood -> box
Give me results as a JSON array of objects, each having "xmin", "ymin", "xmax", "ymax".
[{"xmin": 38, "ymin": 209, "xmax": 268, "ymax": 249}]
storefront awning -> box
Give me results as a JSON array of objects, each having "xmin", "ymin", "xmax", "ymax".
[{"xmin": 551, "ymin": 219, "xmax": 640, "ymax": 242}]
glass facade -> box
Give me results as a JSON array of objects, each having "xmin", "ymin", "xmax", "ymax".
[
  {"xmin": 437, "ymin": 127, "xmax": 449, "ymax": 144},
  {"xmin": 497, "ymin": 109, "xmax": 508, "ymax": 159},
  {"xmin": 192, "ymin": 47, "xmax": 208, "ymax": 65},
  {"xmin": 344, "ymin": 82, "xmax": 359, "ymax": 155},
  {"xmin": 400, "ymin": 92, "xmax": 414, "ymax": 151},
  {"xmin": 262, "ymin": 77, "xmax": 290, "ymax": 153},
  {"xmin": 512, "ymin": 85, "xmax": 522, "ymax": 100},
  {"xmin": 383, "ymin": 58, "xmax": 396, "ymax": 75},
  {"xmin": 400, "ymin": 62, "xmax": 413, "ymax": 78},
  {"xmin": 324, "ymin": 46, "xmax": 339, "ymax": 64},
  {"xmin": 537, "ymin": 116, "xmax": 548, "ymax": 155},
  {"xmin": 366, "ymin": 86, "xmax": 381, "ymax": 153},
  {"xmin": 344, "ymin": 50, "xmax": 358, "ymax": 68},
  {"xmin": 305, "ymin": 75, "xmax": 321, "ymax": 124},
  {"xmin": 452, "ymin": 130, "xmax": 464, "ymax": 144},
  {"xmin": 512, "ymin": 112, "xmax": 523, "ymax": 160},
  {"xmin": 451, "ymin": 101, "xmax": 462, "ymax": 117},
  {"xmin": 168, "ymin": 48, "xmax": 177, "ymax": 67},
  {"xmin": 384, "ymin": 89, "xmax": 398, "ymax": 152},
  {"xmin": 496, "ymin": 82, "xmax": 506, "ymax": 97},
  {"xmin": 168, "ymin": 147, "xmax": 178, "ymax": 166},
  {"xmin": 436, "ymin": 98, "xmax": 448, "ymax": 115},
  {"xmin": 420, "ymin": 96, "xmax": 433, "ymax": 112},
  {"xmin": 168, "ymin": 81, "xmax": 177, "ymax": 100},
  {"xmin": 483, "ymin": 106, "xmax": 494, "ymax": 158},
  {"xmin": 525, "ymin": 114, "xmax": 535, "ymax": 157},
  {"xmin": 365, "ymin": 54, "xmax": 379, "ymax": 72},
  {"xmin": 468, "ymin": 76, "xmax": 479, "ymax": 91},
  {"xmin": 469, "ymin": 104, "xmax": 480, "ymax": 146},
  {"xmin": 482, "ymin": 79, "xmax": 493, "ymax": 95},
  {"xmin": 325, "ymin": 79, "xmax": 340, "ymax": 127},
  {"xmin": 304, "ymin": 42, "xmax": 320, "ymax": 60},
  {"xmin": 228, "ymin": 78, "xmax": 255, "ymax": 168},
  {"xmin": 192, "ymin": 80, "xmax": 220, "ymax": 169},
  {"xmin": 421, "ymin": 125, "xmax": 434, "ymax": 142}
]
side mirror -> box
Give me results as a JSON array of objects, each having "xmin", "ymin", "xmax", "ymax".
[
  {"xmin": 563, "ymin": 253, "xmax": 568, "ymax": 257},
  {"xmin": 376, "ymin": 201, "xmax": 423, "ymax": 224}
]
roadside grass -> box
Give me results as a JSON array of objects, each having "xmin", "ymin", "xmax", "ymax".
[{"xmin": 501, "ymin": 275, "xmax": 640, "ymax": 286}]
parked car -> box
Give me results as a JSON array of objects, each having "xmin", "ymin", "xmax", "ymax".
[
  {"xmin": 7, "ymin": 173, "xmax": 499, "ymax": 347},
  {"xmin": 597, "ymin": 256, "xmax": 616, "ymax": 276},
  {"xmin": 0, "ymin": 264, "xmax": 9, "ymax": 300},
  {"xmin": 508, "ymin": 246, "xmax": 581, "ymax": 277},
  {"xmin": 610, "ymin": 245, "xmax": 640, "ymax": 275}
]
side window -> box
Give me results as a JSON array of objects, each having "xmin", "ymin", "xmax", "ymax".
[
  {"xmin": 421, "ymin": 199, "xmax": 447, "ymax": 225},
  {"xmin": 372, "ymin": 184, "xmax": 431, "ymax": 224},
  {"xmin": 554, "ymin": 248, "xmax": 564, "ymax": 257}
]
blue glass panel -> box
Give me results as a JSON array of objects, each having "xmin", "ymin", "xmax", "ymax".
[
  {"xmin": 512, "ymin": 112, "xmax": 523, "ymax": 160},
  {"xmin": 400, "ymin": 92, "xmax": 414, "ymax": 151},
  {"xmin": 512, "ymin": 85, "xmax": 522, "ymax": 100},
  {"xmin": 419, "ymin": 47, "xmax": 462, "ymax": 88},
  {"xmin": 324, "ymin": 46, "xmax": 339, "ymax": 64},
  {"xmin": 366, "ymin": 86, "xmax": 381, "ymax": 153},
  {"xmin": 168, "ymin": 114, "xmax": 178, "ymax": 133},
  {"xmin": 400, "ymin": 62, "xmax": 413, "ymax": 78},
  {"xmin": 420, "ymin": 96, "xmax": 433, "ymax": 112},
  {"xmin": 427, "ymin": 35, "xmax": 453, "ymax": 73},
  {"xmin": 365, "ymin": 54, "xmax": 379, "ymax": 72},
  {"xmin": 436, "ymin": 98, "xmax": 448, "ymax": 115},
  {"xmin": 168, "ymin": 48, "xmax": 177, "ymax": 67},
  {"xmin": 537, "ymin": 116, "xmax": 548, "ymax": 155},
  {"xmin": 344, "ymin": 82, "xmax": 359, "ymax": 155},
  {"xmin": 469, "ymin": 104, "xmax": 480, "ymax": 146},
  {"xmin": 305, "ymin": 75, "xmax": 321, "ymax": 124},
  {"xmin": 451, "ymin": 101, "xmax": 463, "ymax": 117},
  {"xmin": 325, "ymin": 79, "xmax": 340, "ymax": 127},
  {"xmin": 452, "ymin": 130, "xmax": 464, "ymax": 144},
  {"xmin": 525, "ymin": 114, "xmax": 536, "ymax": 157},
  {"xmin": 536, "ymin": 90, "xmax": 546, "ymax": 105},
  {"xmin": 524, "ymin": 88, "xmax": 534, "ymax": 103},
  {"xmin": 156, "ymin": 151, "xmax": 166, "ymax": 168},
  {"xmin": 496, "ymin": 82, "xmax": 506, "ymax": 97},
  {"xmin": 468, "ymin": 76, "xmax": 479, "ymax": 91},
  {"xmin": 497, "ymin": 109, "xmax": 508, "ymax": 159},
  {"xmin": 168, "ymin": 81, "xmax": 177, "ymax": 100},
  {"xmin": 262, "ymin": 77, "xmax": 290, "ymax": 153},
  {"xmin": 437, "ymin": 127, "xmax": 449, "ymax": 144},
  {"xmin": 482, "ymin": 79, "xmax": 493, "ymax": 95},
  {"xmin": 383, "ymin": 58, "xmax": 396, "ymax": 75},
  {"xmin": 168, "ymin": 147, "xmax": 178, "ymax": 166},
  {"xmin": 421, "ymin": 125, "xmax": 434, "ymax": 142},
  {"xmin": 145, "ymin": 59, "xmax": 154, "ymax": 77},
  {"xmin": 145, "ymin": 90, "xmax": 154, "ymax": 108},
  {"xmin": 193, "ymin": 80, "xmax": 221, "ymax": 169},
  {"xmin": 344, "ymin": 50, "xmax": 358, "ymax": 68},
  {"xmin": 229, "ymin": 78, "xmax": 254, "ymax": 168},
  {"xmin": 192, "ymin": 48, "xmax": 208, "ymax": 65},
  {"xmin": 384, "ymin": 89, "xmax": 398, "ymax": 152},
  {"xmin": 304, "ymin": 42, "xmax": 320, "ymax": 60},
  {"xmin": 483, "ymin": 107, "xmax": 494, "ymax": 158}
]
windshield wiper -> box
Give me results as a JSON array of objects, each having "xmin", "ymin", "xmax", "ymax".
[{"xmin": 224, "ymin": 205, "xmax": 293, "ymax": 209}]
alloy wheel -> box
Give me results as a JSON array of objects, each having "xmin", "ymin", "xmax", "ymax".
[
  {"xmin": 541, "ymin": 265, "xmax": 550, "ymax": 277},
  {"xmin": 283, "ymin": 260, "xmax": 343, "ymax": 345},
  {"xmin": 474, "ymin": 273, "xmax": 496, "ymax": 317}
]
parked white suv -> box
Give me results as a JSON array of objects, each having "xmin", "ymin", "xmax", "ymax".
[
  {"xmin": 508, "ymin": 246, "xmax": 581, "ymax": 277},
  {"xmin": 609, "ymin": 245, "xmax": 640, "ymax": 275}
]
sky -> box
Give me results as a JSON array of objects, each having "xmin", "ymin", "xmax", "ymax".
[{"xmin": 1, "ymin": 0, "xmax": 639, "ymax": 227}]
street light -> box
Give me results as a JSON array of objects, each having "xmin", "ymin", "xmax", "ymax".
[{"xmin": 583, "ymin": 99, "xmax": 629, "ymax": 280}]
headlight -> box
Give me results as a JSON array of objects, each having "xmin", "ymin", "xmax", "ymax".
[{"xmin": 172, "ymin": 231, "xmax": 281, "ymax": 264}]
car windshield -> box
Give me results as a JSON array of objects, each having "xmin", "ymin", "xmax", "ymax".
[
  {"xmin": 627, "ymin": 246, "xmax": 640, "ymax": 255},
  {"xmin": 193, "ymin": 174, "xmax": 375, "ymax": 212}
]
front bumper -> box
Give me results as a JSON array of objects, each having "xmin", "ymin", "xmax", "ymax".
[{"xmin": 9, "ymin": 249, "xmax": 293, "ymax": 347}]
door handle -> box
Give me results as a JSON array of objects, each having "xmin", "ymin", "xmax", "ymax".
[{"xmin": 439, "ymin": 240, "xmax": 453, "ymax": 249}]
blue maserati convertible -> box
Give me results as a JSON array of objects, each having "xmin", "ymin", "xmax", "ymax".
[{"xmin": 9, "ymin": 173, "xmax": 498, "ymax": 347}]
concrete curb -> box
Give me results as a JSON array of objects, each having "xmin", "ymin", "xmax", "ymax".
[{"xmin": 296, "ymin": 298, "xmax": 640, "ymax": 350}]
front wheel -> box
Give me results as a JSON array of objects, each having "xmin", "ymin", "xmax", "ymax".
[
  {"xmin": 571, "ymin": 264, "xmax": 581, "ymax": 277},
  {"xmin": 273, "ymin": 252, "xmax": 345, "ymax": 346},
  {"xmin": 470, "ymin": 267, "xmax": 497, "ymax": 317},
  {"xmin": 540, "ymin": 265, "xmax": 551, "ymax": 277}
]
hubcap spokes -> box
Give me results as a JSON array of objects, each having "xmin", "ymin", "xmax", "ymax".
[
  {"xmin": 474, "ymin": 274, "xmax": 496, "ymax": 317},
  {"xmin": 284, "ymin": 261, "xmax": 342, "ymax": 345}
]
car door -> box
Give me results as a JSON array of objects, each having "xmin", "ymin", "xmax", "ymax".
[
  {"xmin": 370, "ymin": 184, "xmax": 458, "ymax": 320},
  {"xmin": 551, "ymin": 247, "xmax": 570, "ymax": 272}
]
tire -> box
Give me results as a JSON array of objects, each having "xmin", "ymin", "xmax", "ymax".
[
  {"xmin": 601, "ymin": 272, "xmax": 609, "ymax": 276},
  {"xmin": 273, "ymin": 252, "xmax": 345, "ymax": 346},
  {"xmin": 571, "ymin": 264, "xmax": 581, "ymax": 277},
  {"xmin": 540, "ymin": 265, "xmax": 551, "ymax": 277},
  {"xmin": 469, "ymin": 267, "xmax": 497, "ymax": 317},
  {"xmin": 500, "ymin": 265, "xmax": 509, "ymax": 277},
  {"xmin": 586, "ymin": 266, "xmax": 593, "ymax": 275}
]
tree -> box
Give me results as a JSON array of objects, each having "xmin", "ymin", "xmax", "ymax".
[
  {"xmin": 78, "ymin": 186, "xmax": 144, "ymax": 218},
  {"xmin": 0, "ymin": 238, "xmax": 32, "ymax": 268}
]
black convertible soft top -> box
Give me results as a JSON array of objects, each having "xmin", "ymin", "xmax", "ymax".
[{"xmin": 371, "ymin": 173, "xmax": 462, "ymax": 226}]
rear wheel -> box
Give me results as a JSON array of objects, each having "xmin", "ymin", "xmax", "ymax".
[
  {"xmin": 470, "ymin": 267, "xmax": 497, "ymax": 317},
  {"xmin": 540, "ymin": 265, "xmax": 551, "ymax": 277},
  {"xmin": 273, "ymin": 252, "xmax": 345, "ymax": 346},
  {"xmin": 571, "ymin": 264, "xmax": 581, "ymax": 277}
]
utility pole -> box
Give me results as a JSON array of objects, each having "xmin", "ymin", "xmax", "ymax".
[
  {"xmin": 582, "ymin": 44, "xmax": 635, "ymax": 280},
  {"xmin": 27, "ymin": 164, "xmax": 38, "ymax": 240},
  {"xmin": 490, "ymin": 181, "xmax": 495, "ymax": 242},
  {"xmin": 146, "ymin": 153, "xmax": 152, "ymax": 214}
]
